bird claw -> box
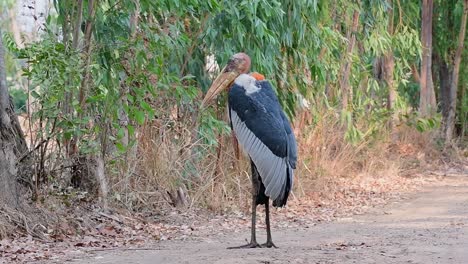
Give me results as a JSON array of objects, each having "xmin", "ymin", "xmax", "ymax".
[
  {"xmin": 261, "ymin": 241, "xmax": 278, "ymax": 248},
  {"xmin": 227, "ymin": 242, "xmax": 262, "ymax": 249},
  {"xmin": 227, "ymin": 241, "xmax": 278, "ymax": 249}
]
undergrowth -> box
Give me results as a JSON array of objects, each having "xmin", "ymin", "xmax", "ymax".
[{"xmin": 106, "ymin": 106, "xmax": 444, "ymax": 214}]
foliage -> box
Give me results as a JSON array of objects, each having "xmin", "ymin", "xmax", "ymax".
[
  {"xmin": 402, "ymin": 112, "xmax": 441, "ymax": 133},
  {"xmin": 9, "ymin": 88, "xmax": 27, "ymax": 113},
  {"xmin": 2, "ymin": 0, "xmax": 465, "ymax": 209},
  {"xmin": 18, "ymin": 34, "xmax": 84, "ymax": 143},
  {"xmin": 5, "ymin": 0, "xmax": 423, "ymax": 150}
]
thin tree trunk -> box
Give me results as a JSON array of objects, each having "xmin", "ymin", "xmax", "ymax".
[
  {"xmin": 129, "ymin": 0, "xmax": 140, "ymax": 40},
  {"xmin": 120, "ymin": 0, "xmax": 140, "ymax": 149},
  {"xmin": 460, "ymin": 81, "xmax": 467, "ymax": 138},
  {"xmin": 94, "ymin": 153, "xmax": 108, "ymax": 210},
  {"xmin": 340, "ymin": 10, "xmax": 360, "ymax": 110},
  {"xmin": 445, "ymin": 0, "xmax": 468, "ymax": 141},
  {"xmin": 78, "ymin": 0, "xmax": 95, "ymax": 110},
  {"xmin": 436, "ymin": 54, "xmax": 451, "ymax": 119},
  {"xmin": 419, "ymin": 0, "xmax": 437, "ymax": 116},
  {"xmin": 437, "ymin": 0, "xmax": 455, "ymax": 120},
  {"xmin": 384, "ymin": 53, "xmax": 396, "ymax": 114},
  {"xmin": 63, "ymin": 0, "xmax": 84, "ymax": 157},
  {"xmin": 384, "ymin": 0, "xmax": 396, "ymax": 130},
  {"xmin": 411, "ymin": 64, "xmax": 421, "ymax": 83},
  {"xmin": 78, "ymin": 0, "xmax": 109, "ymax": 207},
  {"xmin": 117, "ymin": 0, "xmax": 141, "ymax": 201},
  {"xmin": 72, "ymin": 0, "xmax": 84, "ymax": 50},
  {"xmin": 8, "ymin": 9, "xmax": 23, "ymax": 48}
]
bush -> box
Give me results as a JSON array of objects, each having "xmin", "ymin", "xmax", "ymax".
[{"xmin": 9, "ymin": 88, "xmax": 27, "ymax": 113}]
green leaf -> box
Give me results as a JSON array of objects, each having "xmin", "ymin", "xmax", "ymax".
[
  {"xmin": 140, "ymin": 101, "xmax": 153, "ymax": 112},
  {"xmin": 115, "ymin": 142, "xmax": 126, "ymax": 152},
  {"xmin": 135, "ymin": 110, "xmax": 146, "ymax": 125},
  {"xmin": 117, "ymin": 127, "xmax": 125, "ymax": 139},
  {"xmin": 31, "ymin": 90, "xmax": 40, "ymax": 98},
  {"xmin": 128, "ymin": 124, "xmax": 135, "ymax": 137}
]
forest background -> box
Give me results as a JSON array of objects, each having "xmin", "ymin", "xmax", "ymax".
[{"xmin": 0, "ymin": 0, "xmax": 466, "ymax": 256}]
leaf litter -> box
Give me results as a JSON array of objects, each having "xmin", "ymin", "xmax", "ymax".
[{"xmin": 0, "ymin": 173, "xmax": 429, "ymax": 263}]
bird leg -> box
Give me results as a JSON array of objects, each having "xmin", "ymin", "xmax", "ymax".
[
  {"xmin": 227, "ymin": 162, "xmax": 262, "ymax": 249},
  {"xmin": 227, "ymin": 193, "xmax": 261, "ymax": 249},
  {"xmin": 262, "ymin": 201, "xmax": 277, "ymax": 248}
]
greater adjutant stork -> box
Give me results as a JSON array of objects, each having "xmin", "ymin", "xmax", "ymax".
[{"xmin": 202, "ymin": 53, "xmax": 297, "ymax": 248}]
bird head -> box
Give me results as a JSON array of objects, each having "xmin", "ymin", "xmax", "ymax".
[{"xmin": 202, "ymin": 53, "xmax": 251, "ymax": 107}]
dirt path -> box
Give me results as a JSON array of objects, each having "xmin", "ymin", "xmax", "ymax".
[{"xmin": 70, "ymin": 176, "xmax": 468, "ymax": 264}]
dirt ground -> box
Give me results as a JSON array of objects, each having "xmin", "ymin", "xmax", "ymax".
[{"xmin": 68, "ymin": 175, "xmax": 468, "ymax": 264}]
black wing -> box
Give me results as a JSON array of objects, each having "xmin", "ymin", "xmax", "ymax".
[{"xmin": 228, "ymin": 79, "xmax": 296, "ymax": 203}]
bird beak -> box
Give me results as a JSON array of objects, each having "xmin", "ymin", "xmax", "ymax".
[
  {"xmin": 201, "ymin": 52, "xmax": 251, "ymax": 108},
  {"xmin": 201, "ymin": 66, "xmax": 238, "ymax": 108}
]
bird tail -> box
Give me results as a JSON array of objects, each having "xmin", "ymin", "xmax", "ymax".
[
  {"xmin": 272, "ymin": 166, "xmax": 293, "ymax": 207},
  {"xmin": 251, "ymin": 160, "xmax": 293, "ymax": 207}
]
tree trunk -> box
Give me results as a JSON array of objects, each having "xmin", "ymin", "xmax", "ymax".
[
  {"xmin": 78, "ymin": 0, "xmax": 95, "ymax": 110},
  {"xmin": 460, "ymin": 81, "xmax": 467, "ymax": 138},
  {"xmin": 419, "ymin": 0, "xmax": 437, "ymax": 116},
  {"xmin": 437, "ymin": 54, "xmax": 452, "ymax": 119},
  {"xmin": 444, "ymin": 0, "xmax": 468, "ymax": 141},
  {"xmin": 64, "ymin": 0, "xmax": 84, "ymax": 158},
  {"xmin": 75, "ymin": 0, "xmax": 109, "ymax": 207},
  {"xmin": 94, "ymin": 153, "xmax": 108, "ymax": 210},
  {"xmin": 411, "ymin": 64, "xmax": 421, "ymax": 83},
  {"xmin": 72, "ymin": 0, "xmax": 84, "ymax": 50},
  {"xmin": 120, "ymin": 0, "xmax": 140, "ymax": 150},
  {"xmin": 8, "ymin": 9, "xmax": 23, "ymax": 48},
  {"xmin": 384, "ymin": 53, "xmax": 396, "ymax": 127},
  {"xmin": 0, "ymin": 29, "xmax": 28, "ymax": 209},
  {"xmin": 340, "ymin": 10, "xmax": 360, "ymax": 110},
  {"xmin": 384, "ymin": 0, "xmax": 396, "ymax": 130}
]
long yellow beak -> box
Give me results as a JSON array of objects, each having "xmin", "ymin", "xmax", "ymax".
[{"xmin": 201, "ymin": 67, "xmax": 239, "ymax": 108}]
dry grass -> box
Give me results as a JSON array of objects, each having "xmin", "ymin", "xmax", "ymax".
[
  {"xmin": 294, "ymin": 109, "xmax": 396, "ymax": 195},
  {"xmin": 4, "ymin": 103, "xmax": 452, "ymax": 244},
  {"xmin": 106, "ymin": 108, "xmax": 244, "ymax": 212},
  {"xmin": 106, "ymin": 106, "xmax": 442, "ymax": 214},
  {"xmin": 0, "ymin": 199, "xmax": 54, "ymax": 240},
  {"xmin": 16, "ymin": 100, "xmax": 445, "ymax": 217}
]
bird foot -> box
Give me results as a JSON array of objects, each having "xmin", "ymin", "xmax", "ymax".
[
  {"xmin": 227, "ymin": 242, "xmax": 262, "ymax": 249},
  {"xmin": 261, "ymin": 241, "xmax": 278, "ymax": 248}
]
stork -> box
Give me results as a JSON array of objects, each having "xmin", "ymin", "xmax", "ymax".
[{"xmin": 202, "ymin": 53, "xmax": 297, "ymax": 248}]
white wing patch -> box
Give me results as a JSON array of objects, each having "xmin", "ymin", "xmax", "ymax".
[
  {"xmin": 234, "ymin": 74, "xmax": 260, "ymax": 95},
  {"xmin": 230, "ymin": 109, "xmax": 287, "ymax": 201}
]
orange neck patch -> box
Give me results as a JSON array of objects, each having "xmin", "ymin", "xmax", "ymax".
[{"xmin": 250, "ymin": 72, "xmax": 265, "ymax": 81}]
